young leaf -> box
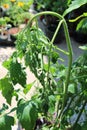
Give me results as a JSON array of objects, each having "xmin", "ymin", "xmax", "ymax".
[{"xmin": 0, "ymin": 115, "xmax": 14, "ymax": 130}]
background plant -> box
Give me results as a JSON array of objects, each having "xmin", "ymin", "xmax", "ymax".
[
  {"xmin": 63, "ymin": 0, "xmax": 87, "ymax": 34},
  {"xmin": 34, "ymin": 0, "xmax": 71, "ymax": 14},
  {"xmin": 0, "ymin": 0, "xmax": 34, "ymax": 26}
]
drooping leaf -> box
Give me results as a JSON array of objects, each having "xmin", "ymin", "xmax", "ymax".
[
  {"xmin": 0, "ymin": 115, "xmax": 14, "ymax": 130},
  {"xmin": 17, "ymin": 99, "xmax": 38, "ymax": 130},
  {"xmin": 9, "ymin": 58, "xmax": 26, "ymax": 87},
  {"xmin": 0, "ymin": 77, "xmax": 14, "ymax": 105},
  {"xmin": 63, "ymin": 0, "xmax": 87, "ymax": 16}
]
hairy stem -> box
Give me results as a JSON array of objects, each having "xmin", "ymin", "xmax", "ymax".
[
  {"xmin": 59, "ymin": 19, "xmax": 73, "ymax": 119},
  {"xmin": 27, "ymin": 11, "xmax": 73, "ymax": 121}
]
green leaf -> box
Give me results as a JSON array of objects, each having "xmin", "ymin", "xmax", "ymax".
[
  {"xmin": 0, "ymin": 77, "xmax": 14, "ymax": 105},
  {"xmin": 51, "ymin": 51, "xmax": 59, "ymax": 64},
  {"xmin": 10, "ymin": 58, "xmax": 26, "ymax": 87},
  {"xmin": 17, "ymin": 100, "xmax": 38, "ymax": 130},
  {"xmin": 23, "ymin": 81, "xmax": 35, "ymax": 94},
  {"xmin": 79, "ymin": 45, "xmax": 87, "ymax": 50},
  {"xmin": 2, "ymin": 58, "xmax": 12, "ymax": 70},
  {"xmin": 68, "ymin": 83, "xmax": 75, "ymax": 94},
  {"xmin": 0, "ymin": 115, "xmax": 14, "ymax": 130},
  {"xmin": 63, "ymin": 0, "xmax": 87, "ymax": 16},
  {"xmin": 83, "ymin": 12, "xmax": 87, "ymax": 17},
  {"xmin": 76, "ymin": 18, "xmax": 87, "ymax": 34}
]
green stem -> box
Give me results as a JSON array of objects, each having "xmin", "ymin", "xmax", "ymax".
[
  {"xmin": 54, "ymin": 46, "xmax": 69, "ymax": 55},
  {"xmin": 27, "ymin": 11, "xmax": 73, "ymax": 119},
  {"xmin": 47, "ymin": 20, "xmax": 63, "ymax": 84},
  {"xmin": 59, "ymin": 19, "xmax": 73, "ymax": 119},
  {"xmin": 71, "ymin": 75, "xmax": 87, "ymax": 81},
  {"xmin": 51, "ymin": 20, "xmax": 63, "ymax": 44},
  {"xmin": 69, "ymin": 14, "xmax": 84, "ymax": 22},
  {"xmin": 26, "ymin": 11, "xmax": 63, "ymax": 28},
  {"xmin": 62, "ymin": 19, "xmax": 73, "ymax": 104}
]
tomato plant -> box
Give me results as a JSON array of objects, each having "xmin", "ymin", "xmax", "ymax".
[{"xmin": 0, "ymin": 1, "xmax": 87, "ymax": 129}]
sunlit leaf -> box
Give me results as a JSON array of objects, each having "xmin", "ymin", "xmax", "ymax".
[
  {"xmin": 79, "ymin": 45, "xmax": 87, "ymax": 50},
  {"xmin": 23, "ymin": 81, "xmax": 35, "ymax": 94}
]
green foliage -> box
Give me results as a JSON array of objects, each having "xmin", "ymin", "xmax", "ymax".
[
  {"xmin": 76, "ymin": 17, "xmax": 87, "ymax": 34},
  {"xmin": 0, "ymin": 17, "xmax": 10, "ymax": 26},
  {"xmin": 23, "ymin": 81, "xmax": 35, "ymax": 94},
  {"xmin": 63, "ymin": 0, "xmax": 87, "ymax": 16},
  {"xmin": 81, "ymin": 122, "xmax": 87, "ymax": 130},
  {"xmin": 68, "ymin": 83, "xmax": 76, "ymax": 94},
  {"xmin": 63, "ymin": 0, "xmax": 87, "ymax": 34},
  {"xmin": 3, "ymin": 54, "xmax": 27, "ymax": 87},
  {"xmin": 17, "ymin": 99, "xmax": 38, "ymax": 130},
  {"xmin": 35, "ymin": 0, "xmax": 70, "ymax": 14},
  {"xmin": 9, "ymin": 58, "xmax": 26, "ymax": 87},
  {"xmin": 79, "ymin": 45, "xmax": 87, "ymax": 50},
  {"xmin": 0, "ymin": 0, "xmax": 34, "ymax": 26},
  {"xmin": 0, "ymin": 115, "xmax": 14, "ymax": 130},
  {"xmin": 0, "ymin": 77, "xmax": 14, "ymax": 105}
]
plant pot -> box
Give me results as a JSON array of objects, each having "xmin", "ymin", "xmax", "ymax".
[
  {"xmin": 0, "ymin": 27, "xmax": 21, "ymax": 46},
  {"xmin": 8, "ymin": 25, "xmax": 25, "ymax": 41}
]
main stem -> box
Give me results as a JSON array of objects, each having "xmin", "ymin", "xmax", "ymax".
[
  {"xmin": 27, "ymin": 10, "xmax": 73, "ymax": 118},
  {"xmin": 61, "ymin": 19, "xmax": 73, "ymax": 111}
]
